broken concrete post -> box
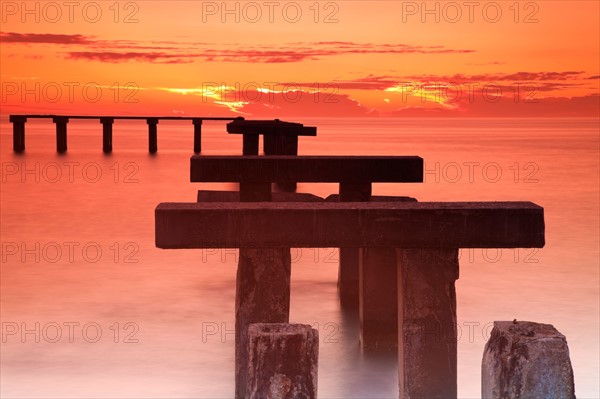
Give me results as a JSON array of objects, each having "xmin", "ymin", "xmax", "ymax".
[
  {"xmin": 236, "ymin": 249, "xmax": 292, "ymax": 399},
  {"xmin": 397, "ymin": 248, "xmax": 460, "ymax": 399},
  {"xmin": 246, "ymin": 323, "xmax": 318, "ymax": 399},
  {"xmin": 482, "ymin": 321, "xmax": 575, "ymax": 399}
]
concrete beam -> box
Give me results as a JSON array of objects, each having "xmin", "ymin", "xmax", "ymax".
[
  {"xmin": 197, "ymin": 190, "xmax": 323, "ymax": 203},
  {"xmin": 190, "ymin": 156, "xmax": 424, "ymax": 183},
  {"xmin": 226, "ymin": 119, "xmax": 317, "ymax": 136},
  {"xmin": 155, "ymin": 201, "xmax": 544, "ymax": 249}
]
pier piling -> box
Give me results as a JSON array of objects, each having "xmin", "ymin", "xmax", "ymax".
[
  {"xmin": 397, "ymin": 248, "xmax": 459, "ymax": 399},
  {"xmin": 338, "ymin": 182, "xmax": 372, "ymax": 308},
  {"xmin": 192, "ymin": 118, "xmax": 202, "ymax": 153},
  {"xmin": 147, "ymin": 118, "xmax": 158, "ymax": 153},
  {"xmin": 10, "ymin": 115, "xmax": 26, "ymax": 153},
  {"xmin": 53, "ymin": 116, "xmax": 68, "ymax": 153},
  {"xmin": 100, "ymin": 117, "xmax": 114, "ymax": 153}
]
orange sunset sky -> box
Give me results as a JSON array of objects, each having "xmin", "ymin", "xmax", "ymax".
[{"xmin": 1, "ymin": 0, "xmax": 599, "ymax": 117}]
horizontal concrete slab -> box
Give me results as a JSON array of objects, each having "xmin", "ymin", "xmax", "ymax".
[
  {"xmin": 325, "ymin": 194, "xmax": 417, "ymax": 202},
  {"xmin": 197, "ymin": 190, "xmax": 324, "ymax": 202},
  {"xmin": 11, "ymin": 114, "xmax": 240, "ymax": 121},
  {"xmin": 226, "ymin": 119, "xmax": 317, "ymax": 136},
  {"xmin": 190, "ymin": 156, "xmax": 424, "ymax": 183},
  {"xmin": 155, "ymin": 202, "xmax": 544, "ymax": 249}
]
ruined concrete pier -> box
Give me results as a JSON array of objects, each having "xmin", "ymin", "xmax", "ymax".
[
  {"xmin": 156, "ymin": 154, "xmax": 545, "ymax": 399},
  {"xmin": 190, "ymin": 154, "xmax": 423, "ymax": 310},
  {"xmin": 156, "ymin": 200, "xmax": 544, "ymax": 398}
]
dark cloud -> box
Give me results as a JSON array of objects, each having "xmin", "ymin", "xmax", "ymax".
[
  {"xmin": 67, "ymin": 51, "xmax": 192, "ymax": 64},
  {"xmin": 1, "ymin": 32, "xmax": 475, "ymax": 63},
  {"xmin": 0, "ymin": 32, "xmax": 92, "ymax": 44}
]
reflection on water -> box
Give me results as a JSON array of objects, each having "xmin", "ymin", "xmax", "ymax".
[{"xmin": 1, "ymin": 118, "xmax": 598, "ymax": 398}]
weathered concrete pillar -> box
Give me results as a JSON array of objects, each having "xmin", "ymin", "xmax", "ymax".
[
  {"xmin": 10, "ymin": 115, "xmax": 26, "ymax": 153},
  {"xmin": 53, "ymin": 116, "xmax": 68, "ymax": 153},
  {"xmin": 338, "ymin": 182, "xmax": 372, "ymax": 308},
  {"xmin": 242, "ymin": 134, "xmax": 259, "ymax": 155},
  {"xmin": 147, "ymin": 118, "xmax": 158, "ymax": 153},
  {"xmin": 100, "ymin": 117, "xmax": 114, "ymax": 153},
  {"xmin": 264, "ymin": 134, "xmax": 299, "ymax": 192},
  {"xmin": 263, "ymin": 134, "xmax": 278, "ymax": 155},
  {"xmin": 246, "ymin": 323, "xmax": 318, "ymax": 399},
  {"xmin": 397, "ymin": 248, "xmax": 459, "ymax": 399},
  {"xmin": 236, "ymin": 248, "xmax": 291, "ymax": 399},
  {"xmin": 359, "ymin": 247, "xmax": 398, "ymax": 351},
  {"xmin": 482, "ymin": 321, "xmax": 575, "ymax": 399},
  {"xmin": 192, "ymin": 118, "xmax": 202, "ymax": 153}
]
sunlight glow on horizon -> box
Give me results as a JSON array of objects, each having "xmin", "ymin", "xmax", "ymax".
[{"xmin": 0, "ymin": 1, "xmax": 598, "ymax": 117}]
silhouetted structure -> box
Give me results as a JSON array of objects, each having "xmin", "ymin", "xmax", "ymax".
[
  {"xmin": 9, "ymin": 114, "xmax": 241, "ymax": 153},
  {"xmin": 155, "ymin": 153, "xmax": 545, "ymax": 399},
  {"xmin": 226, "ymin": 118, "xmax": 317, "ymax": 191}
]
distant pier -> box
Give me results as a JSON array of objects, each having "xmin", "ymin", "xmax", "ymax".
[{"xmin": 9, "ymin": 114, "xmax": 242, "ymax": 154}]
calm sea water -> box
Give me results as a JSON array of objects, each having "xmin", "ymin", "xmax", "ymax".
[{"xmin": 1, "ymin": 117, "xmax": 598, "ymax": 398}]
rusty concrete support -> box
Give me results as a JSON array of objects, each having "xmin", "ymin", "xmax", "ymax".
[{"xmin": 397, "ymin": 248, "xmax": 459, "ymax": 399}]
